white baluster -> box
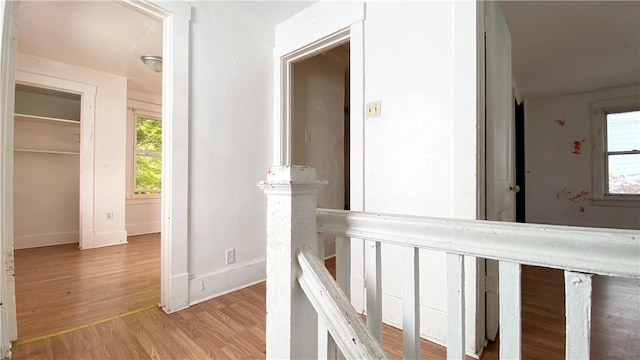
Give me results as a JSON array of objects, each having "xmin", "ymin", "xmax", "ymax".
[
  {"xmin": 258, "ymin": 166, "xmax": 327, "ymax": 359},
  {"xmin": 499, "ymin": 261, "xmax": 521, "ymax": 360},
  {"xmin": 404, "ymin": 247, "xmax": 420, "ymax": 359},
  {"xmin": 365, "ymin": 240, "xmax": 383, "ymax": 342},
  {"xmin": 336, "ymin": 235, "xmax": 351, "ymax": 360},
  {"xmin": 564, "ymin": 271, "xmax": 592, "ymax": 360},
  {"xmin": 336, "ymin": 235, "xmax": 351, "ymax": 299},
  {"xmin": 318, "ymin": 317, "xmax": 336, "ymax": 360},
  {"xmin": 317, "ymin": 233, "xmax": 326, "ymax": 261},
  {"xmin": 446, "ymin": 253, "xmax": 465, "ymax": 359}
]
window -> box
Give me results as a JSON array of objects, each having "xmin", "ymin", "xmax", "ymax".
[
  {"xmin": 606, "ymin": 111, "xmax": 640, "ymax": 195},
  {"xmin": 134, "ymin": 115, "xmax": 162, "ymax": 196},
  {"xmin": 127, "ymin": 100, "xmax": 162, "ymax": 199},
  {"xmin": 591, "ymin": 96, "xmax": 640, "ymax": 206}
]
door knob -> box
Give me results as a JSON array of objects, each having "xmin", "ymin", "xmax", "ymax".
[{"xmin": 510, "ymin": 185, "xmax": 521, "ymax": 193}]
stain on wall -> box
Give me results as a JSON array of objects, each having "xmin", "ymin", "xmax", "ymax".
[{"xmin": 572, "ymin": 139, "xmax": 585, "ymax": 154}]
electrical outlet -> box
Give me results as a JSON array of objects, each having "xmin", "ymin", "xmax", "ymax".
[
  {"xmin": 225, "ymin": 248, "xmax": 236, "ymax": 265},
  {"xmin": 366, "ymin": 100, "xmax": 381, "ymax": 118},
  {"xmin": 106, "ymin": 211, "xmax": 113, "ymax": 220}
]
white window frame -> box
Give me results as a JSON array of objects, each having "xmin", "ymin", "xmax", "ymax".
[
  {"xmin": 590, "ymin": 95, "xmax": 640, "ymax": 207},
  {"xmin": 127, "ymin": 99, "xmax": 162, "ymax": 203}
]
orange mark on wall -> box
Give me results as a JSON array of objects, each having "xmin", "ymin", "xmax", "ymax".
[
  {"xmin": 572, "ymin": 139, "xmax": 585, "ymax": 154},
  {"xmin": 555, "ymin": 119, "xmax": 566, "ymax": 127}
]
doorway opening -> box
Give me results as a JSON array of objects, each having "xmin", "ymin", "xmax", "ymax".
[
  {"xmin": 291, "ymin": 42, "xmax": 350, "ymax": 258},
  {"xmin": 1, "ymin": 1, "xmax": 190, "ymax": 353},
  {"xmin": 11, "ymin": 1, "xmax": 163, "ymax": 342}
]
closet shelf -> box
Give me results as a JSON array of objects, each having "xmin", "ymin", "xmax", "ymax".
[
  {"xmin": 15, "ymin": 113, "xmax": 80, "ymax": 126},
  {"xmin": 15, "ymin": 148, "xmax": 80, "ymax": 155}
]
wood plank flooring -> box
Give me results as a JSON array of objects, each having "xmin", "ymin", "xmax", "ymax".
[
  {"xmin": 12, "ymin": 237, "xmax": 639, "ymax": 359},
  {"xmin": 481, "ymin": 266, "xmax": 640, "ymax": 360},
  {"xmin": 14, "ymin": 234, "xmax": 160, "ymax": 341}
]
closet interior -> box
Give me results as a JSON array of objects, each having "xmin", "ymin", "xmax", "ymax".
[{"xmin": 13, "ymin": 84, "xmax": 81, "ymax": 249}]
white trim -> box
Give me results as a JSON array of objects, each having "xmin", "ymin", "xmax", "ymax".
[
  {"xmin": 274, "ymin": 2, "xmax": 365, "ymax": 59},
  {"xmin": 590, "ymin": 95, "xmax": 640, "ymax": 206},
  {"xmin": 93, "ymin": 230, "xmax": 129, "ymax": 248},
  {"xmin": 0, "ymin": 2, "xmax": 19, "ymax": 352},
  {"xmin": 125, "ymin": 221, "xmax": 160, "ymax": 236},
  {"xmin": 188, "ymin": 258, "xmax": 266, "ymax": 307},
  {"xmin": 277, "ymin": 29, "xmax": 350, "ymax": 165},
  {"xmin": 14, "ymin": 232, "xmax": 78, "ymax": 250},
  {"xmin": 15, "ymin": 71, "xmax": 97, "ymax": 250}
]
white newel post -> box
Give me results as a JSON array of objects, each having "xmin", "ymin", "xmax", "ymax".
[{"xmin": 258, "ymin": 166, "xmax": 327, "ymax": 359}]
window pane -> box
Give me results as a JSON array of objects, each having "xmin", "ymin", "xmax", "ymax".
[
  {"xmin": 135, "ymin": 155, "xmax": 161, "ymax": 195},
  {"xmin": 608, "ymin": 154, "xmax": 640, "ymax": 195},
  {"xmin": 136, "ymin": 116, "xmax": 162, "ymax": 152},
  {"xmin": 607, "ymin": 111, "xmax": 640, "ymax": 152}
]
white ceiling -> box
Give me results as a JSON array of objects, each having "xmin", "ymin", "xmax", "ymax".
[
  {"xmin": 20, "ymin": 1, "xmax": 634, "ymax": 101},
  {"xmin": 16, "ymin": 1, "xmax": 317, "ymax": 96},
  {"xmin": 501, "ymin": 1, "xmax": 640, "ymax": 99},
  {"xmin": 18, "ymin": 1, "xmax": 163, "ymax": 95}
]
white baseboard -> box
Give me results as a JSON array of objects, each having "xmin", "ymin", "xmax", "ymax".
[
  {"xmin": 14, "ymin": 232, "xmax": 78, "ymax": 249},
  {"xmin": 93, "ymin": 231, "xmax": 128, "ymax": 248},
  {"xmin": 188, "ymin": 258, "xmax": 266, "ymax": 306},
  {"xmin": 162, "ymin": 273, "xmax": 190, "ymax": 313},
  {"xmin": 126, "ymin": 221, "xmax": 161, "ymax": 236}
]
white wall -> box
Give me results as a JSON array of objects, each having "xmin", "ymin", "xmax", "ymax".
[
  {"xmin": 362, "ymin": 2, "xmax": 480, "ymax": 353},
  {"xmin": 186, "ymin": 2, "xmax": 273, "ymax": 304},
  {"xmin": 526, "ymin": 84, "xmax": 640, "ymax": 229},
  {"xmin": 125, "ymin": 91, "xmax": 161, "ymax": 236},
  {"xmin": 17, "ymin": 53, "xmax": 128, "ymax": 247}
]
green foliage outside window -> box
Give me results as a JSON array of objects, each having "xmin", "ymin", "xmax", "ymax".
[{"xmin": 135, "ymin": 116, "xmax": 162, "ymax": 195}]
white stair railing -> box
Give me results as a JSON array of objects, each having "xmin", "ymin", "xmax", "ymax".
[
  {"xmin": 316, "ymin": 209, "xmax": 639, "ymax": 359},
  {"xmin": 258, "ymin": 165, "xmax": 385, "ymax": 360},
  {"xmin": 259, "ymin": 166, "xmax": 640, "ymax": 359}
]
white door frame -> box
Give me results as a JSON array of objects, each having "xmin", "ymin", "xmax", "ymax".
[
  {"xmin": 15, "ymin": 71, "xmax": 97, "ymax": 250},
  {"xmin": 481, "ymin": 0, "xmax": 516, "ymax": 344},
  {"xmin": 0, "ymin": 2, "xmax": 191, "ymax": 353},
  {"xmin": 273, "ymin": 2, "xmax": 366, "ymax": 308},
  {"xmin": 0, "ymin": 1, "xmax": 19, "ymax": 355}
]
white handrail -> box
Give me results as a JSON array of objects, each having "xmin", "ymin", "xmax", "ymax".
[
  {"xmin": 297, "ymin": 244, "xmax": 388, "ymax": 360},
  {"xmin": 317, "ymin": 209, "xmax": 640, "ymax": 278}
]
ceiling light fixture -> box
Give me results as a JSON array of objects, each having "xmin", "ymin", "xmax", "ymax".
[{"xmin": 141, "ymin": 55, "xmax": 163, "ymax": 73}]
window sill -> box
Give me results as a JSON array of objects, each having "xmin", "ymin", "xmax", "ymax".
[
  {"xmin": 590, "ymin": 196, "xmax": 640, "ymax": 208},
  {"xmin": 126, "ymin": 196, "xmax": 161, "ymax": 205}
]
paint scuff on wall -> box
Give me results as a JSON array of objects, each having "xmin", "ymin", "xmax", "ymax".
[
  {"xmin": 556, "ymin": 187, "xmax": 589, "ymax": 203},
  {"xmin": 554, "ymin": 119, "xmax": 566, "ymax": 127}
]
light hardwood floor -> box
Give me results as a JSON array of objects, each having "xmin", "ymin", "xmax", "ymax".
[
  {"xmin": 12, "ymin": 237, "xmax": 639, "ymax": 359},
  {"xmin": 14, "ymin": 234, "xmax": 160, "ymax": 341}
]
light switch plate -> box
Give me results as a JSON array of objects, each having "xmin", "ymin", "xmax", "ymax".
[{"xmin": 366, "ymin": 100, "xmax": 381, "ymax": 118}]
